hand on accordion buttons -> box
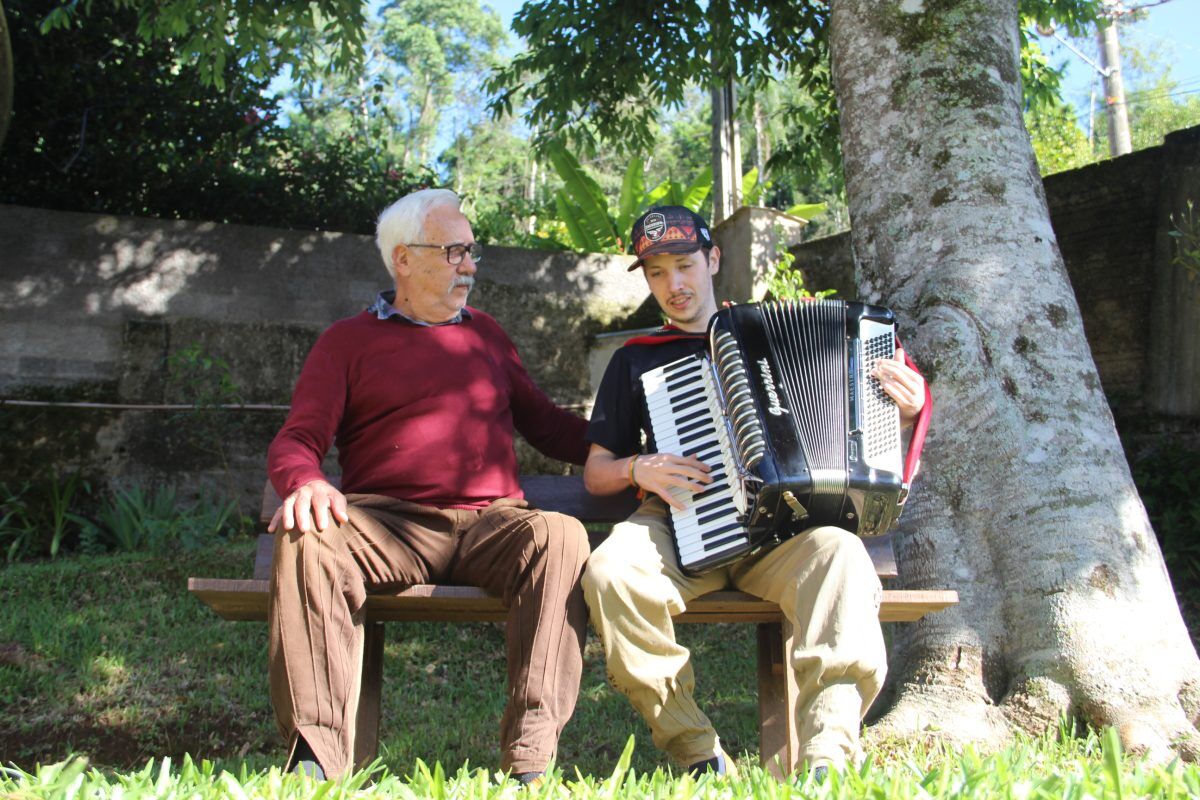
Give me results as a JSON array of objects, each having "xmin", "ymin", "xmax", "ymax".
[
  {"xmin": 872, "ymin": 347, "xmax": 926, "ymax": 424},
  {"xmin": 634, "ymin": 453, "xmax": 713, "ymax": 511}
]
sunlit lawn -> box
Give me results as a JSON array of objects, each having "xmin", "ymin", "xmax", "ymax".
[{"xmin": 4, "ymin": 544, "xmax": 1199, "ymax": 797}]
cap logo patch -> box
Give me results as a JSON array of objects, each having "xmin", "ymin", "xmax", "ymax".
[
  {"xmin": 699, "ymin": 226, "xmax": 711, "ymax": 243},
  {"xmin": 643, "ymin": 212, "xmax": 666, "ymax": 241}
]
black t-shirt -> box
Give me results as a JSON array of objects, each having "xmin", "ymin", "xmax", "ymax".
[{"xmin": 587, "ymin": 331, "xmax": 708, "ymax": 457}]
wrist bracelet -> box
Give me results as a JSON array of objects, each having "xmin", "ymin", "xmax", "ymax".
[{"xmin": 628, "ymin": 455, "xmax": 640, "ymax": 489}]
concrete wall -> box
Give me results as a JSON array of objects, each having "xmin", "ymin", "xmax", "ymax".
[
  {"xmin": 0, "ymin": 205, "xmax": 655, "ymax": 508},
  {"xmin": 4, "ymin": 125, "xmax": 1198, "ymax": 508},
  {"xmin": 789, "ymin": 125, "xmax": 1200, "ymax": 429}
]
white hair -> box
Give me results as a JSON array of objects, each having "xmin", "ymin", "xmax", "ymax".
[{"xmin": 375, "ymin": 188, "xmax": 462, "ymax": 276}]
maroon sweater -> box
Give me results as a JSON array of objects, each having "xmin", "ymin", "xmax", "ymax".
[{"xmin": 268, "ymin": 307, "xmax": 589, "ymax": 509}]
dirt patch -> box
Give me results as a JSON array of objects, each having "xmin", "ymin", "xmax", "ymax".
[
  {"xmin": 0, "ymin": 642, "xmax": 50, "ymax": 672},
  {"xmin": 0, "ymin": 709, "xmax": 274, "ymax": 770}
]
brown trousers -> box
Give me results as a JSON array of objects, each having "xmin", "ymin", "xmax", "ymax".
[{"xmin": 267, "ymin": 493, "xmax": 591, "ymax": 778}]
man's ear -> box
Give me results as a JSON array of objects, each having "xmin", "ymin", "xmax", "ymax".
[
  {"xmin": 391, "ymin": 244, "xmax": 411, "ymax": 279},
  {"xmin": 708, "ymin": 246, "xmax": 721, "ymax": 275}
]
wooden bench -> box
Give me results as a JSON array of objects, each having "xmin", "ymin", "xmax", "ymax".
[{"xmin": 188, "ymin": 475, "xmax": 957, "ymax": 777}]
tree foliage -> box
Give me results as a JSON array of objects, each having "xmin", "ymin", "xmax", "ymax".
[
  {"xmin": 378, "ymin": 0, "xmax": 506, "ymax": 166},
  {"xmin": 489, "ymin": 0, "xmax": 1100, "ymax": 165},
  {"xmin": 39, "ymin": 0, "xmax": 368, "ymax": 90},
  {"xmin": 486, "ymin": 0, "xmax": 829, "ymax": 156},
  {"xmin": 0, "ymin": 0, "xmax": 433, "ymax": 233}
]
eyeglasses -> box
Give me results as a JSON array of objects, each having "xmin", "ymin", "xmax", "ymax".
[{"xmin": 405, "ymin": 242, "xmax": 483, "ymax": 266}]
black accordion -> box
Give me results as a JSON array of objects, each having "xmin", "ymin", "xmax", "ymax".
[{"xmin": 641, "ymin": 300, "xmax": 906, "ymax": 574}]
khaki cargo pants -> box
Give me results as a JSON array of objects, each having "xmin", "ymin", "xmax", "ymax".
[{"xmin": 582, "ymin": 497, "xmax": 886, "ymax": 771}]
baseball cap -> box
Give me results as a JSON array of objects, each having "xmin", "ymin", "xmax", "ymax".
[{"xmin": 628, "ymin": 206, "xmax": 714, "ymax": 271}]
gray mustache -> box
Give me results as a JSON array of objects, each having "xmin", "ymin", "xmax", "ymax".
[{"xmin": 453, "ymin": 276, "xmax": 475, "ymax": 290}]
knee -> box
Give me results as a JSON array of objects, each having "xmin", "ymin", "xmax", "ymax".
[
  {"xmin": 526, "ymin": 511, "xmax": 590, "ymax": 572},
  {"xmin": 806, "ymin": 526, "xmax": 867, "ymax": 557},
  {"xmin": 810, "ymin": 526, "xmax": 879, "ymax": 584},
  {"xmin": 581, "ymin": 539, "xmax": 636, "ymax": 602},
  {"xmin": 272, "ymin": 520, "xmax": 351, "ymax": 580}
]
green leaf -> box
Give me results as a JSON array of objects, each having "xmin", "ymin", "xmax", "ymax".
[
  {"xmin": 645, "ymin": 178, "xmax": 672, "ymax": 208},
  {"xmin": 682, "ymin": 167, "xmax": 712, "ymax": 213},
  {"xmin": 741, "ymin": 167, "xmax": 759, "ymax": 204},
  {"xmin": 1102, "ymin": 726, "xmax": 1124, "ymax": 800},
  {"xmin": 544, "ymin": 139, "xmax": 619, "ymax": 250},
  {"xmin": 784, "ymin": 201, "xmax": 828, "ymax": 220},
  {"xmin": 554, "ymin": 190, "xmax": 600, "ymax": 253},
  {"xmin": 616, "ymin": 156, "xmax": 647, "ymax": 246}
]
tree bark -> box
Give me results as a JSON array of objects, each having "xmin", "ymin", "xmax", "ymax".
[
  {"xmin": 711, "ymin": 77, "xmax": 741, "ymax": 224},
  {"xmin": 829, "ymin": 0, "xmax": 1200, "ymax": 759},
  {"xmin": 0, "ymin": 0, "xmax": 13, "ymax": 153}
]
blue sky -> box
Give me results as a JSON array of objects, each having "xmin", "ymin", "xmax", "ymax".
[{"xmin": 1046, "ymin": 1, "xmax": 1200, "ymax": 124}]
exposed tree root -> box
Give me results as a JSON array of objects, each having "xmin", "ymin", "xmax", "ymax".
[
  {"xmin": 871, "ymin": 669, "xmax": 1200, "ymax": 764},
  {"xmin": 867, "ymin": 683, "xmax": 1011, "ymax": 753}
]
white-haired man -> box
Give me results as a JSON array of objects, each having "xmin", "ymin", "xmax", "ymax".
[{"xmin": 266, "ymin": 189, "xmax": 591, "ymax": 783}]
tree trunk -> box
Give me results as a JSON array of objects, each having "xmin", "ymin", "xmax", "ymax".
[
  {"xmin": 711, "ymin": 77, "xmax": 741, "ymax": 224},
  {"xmin": 829, "ymin": 0, "xmax": 1200, "ymax": 760},
  {"xmin": 753, "ymin": 94, "xmax": 769, "ymax": 186},
  {"xmin": 412, "ymin": 79, "xmax": 436, "ymax": 166},
  {"xmin": 0, "ymin": 0, "xmax": 13, "ymax": 153}
]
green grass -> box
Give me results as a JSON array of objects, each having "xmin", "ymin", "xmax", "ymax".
[
  {"xmin": 0, "ymin": 540, "xmax": 759, "ymax": 776},
  {"xmin": 6, "ymin": 545, "xmax": 1200, "ymax": 798},
  {"xmin": 5, "ymin": 728, "xmax": 1200, "ymax": 798}
]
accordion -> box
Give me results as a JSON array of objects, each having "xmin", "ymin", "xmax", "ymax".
[{"xmin": 641, "ymin": 300, "xmax": 909, "ymax": 574}]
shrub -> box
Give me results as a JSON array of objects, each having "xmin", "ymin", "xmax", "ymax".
[
  {"xmin": 0, "ymin": 473, "xmax": 90, "ymax": 563},
  {"xmin": 81, "ymin": 486, "xmax": 240, "ymax": 555}
]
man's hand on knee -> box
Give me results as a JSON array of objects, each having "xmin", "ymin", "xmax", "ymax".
[{"xmin": 269, "ymin": 479, "xmax": 350, "ymax": 534}]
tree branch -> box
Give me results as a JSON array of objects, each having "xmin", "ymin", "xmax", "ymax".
[{"xmin": 58, "ymin": 106, "xmax": 89, "ymax": 173}]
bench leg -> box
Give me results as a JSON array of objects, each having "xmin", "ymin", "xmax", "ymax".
[
  {"xmin": 354, "ymin": 621, "xmax": 385, "ymax": 769},
  {"xmin": 756, "ymin": 620, "xmax": 799, "ymax": 779}
]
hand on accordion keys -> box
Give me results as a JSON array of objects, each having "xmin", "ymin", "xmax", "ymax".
[
  {"xmin": 871, "ymin": 347, "xmax": 927, "ymax": 426},
  {"xmin": 633, "ymin": 453, "xmax": 713, "ymax": 511}
]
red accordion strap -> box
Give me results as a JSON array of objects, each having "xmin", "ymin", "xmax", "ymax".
[
  {"xmin": 623, "ymin": 324, "xmax": 706, "ymax": 348},
  {"xmin": 901, "ymin": 347, "xmax": 933, "ymax": 489}
]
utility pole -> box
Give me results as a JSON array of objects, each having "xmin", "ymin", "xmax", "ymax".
[
  {"xmin": 1096, "ymin": 1, "xmax": 1132, "ymax": 156},
  {"xmin": 711, "ymin": 77, "xmax": 741, "ymax": 225}
]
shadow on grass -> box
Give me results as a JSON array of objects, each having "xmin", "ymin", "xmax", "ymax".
[{"xmin": 0, "ymin": 542, "xmax": 761, "ymax": 778}]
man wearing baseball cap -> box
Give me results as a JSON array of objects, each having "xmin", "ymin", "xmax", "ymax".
[{"xmin": 580, "ymin": 206, "xmax": 928, "ymax": 780}]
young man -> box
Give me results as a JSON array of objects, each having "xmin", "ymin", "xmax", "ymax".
[
  {"xmin": 582, "ymin": 206, "xmax": 927, "ymax": 778},
  {"xmin": 267, "ymin": 189, "xmax": 590, "ymax": 783}
]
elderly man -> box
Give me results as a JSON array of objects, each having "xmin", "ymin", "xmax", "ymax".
[{"xmin": 266, "ymin": 188, "xmax": 591, "ymax": 783}]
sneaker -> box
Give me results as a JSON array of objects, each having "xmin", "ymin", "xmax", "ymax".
[
  {"xmin": 513, "ymin": 771, "xmax": 545, "ymax": 789},
  {"xmin": 687, "ymin": 749, "xmax": 737, "ymax": 778},
  {"xmin": 287, "ymin": 735, "xmax": 325, "ymax": 780}
]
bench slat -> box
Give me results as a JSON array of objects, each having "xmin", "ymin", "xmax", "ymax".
[{"xmin": 188, "ymin": 577, "xmax": 957, "ymax": 624}]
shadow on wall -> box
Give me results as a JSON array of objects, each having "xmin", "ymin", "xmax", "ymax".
[{"xmin": 0, "ymin": 204, "xmax": 653, "ymax": 506}]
